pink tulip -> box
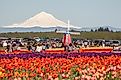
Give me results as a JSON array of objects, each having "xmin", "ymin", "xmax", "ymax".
[
  {"xmin": 54, "ymin": 78, "xmax": 59, "ymax": 80},
  {"xmin": 14, "ymin": 78, "xmax": 18, "ymax": 80},
  {"xmin": 81, "ymin": 75, "xmax": 86, "ymax": 78},
  {"xmin": 85, "ymin": 76, "xmax": 91, "ymax": 80},
  {"xmin": 75, "ymin": 77, "xmax": 79, "ymax": 80},
  {"xmin": 91, "ymin": 76, "xmax": 96, "ymax": 80},
  {"xmin": 117, "ymin": 65, "xmax": 121, "ymax": 69},
  {"xmin": 48, "ymin": 75, "xmax": 52, "ymax": 79},
  {"xmin": 18, "ymin": 77, "xmax": 21, "ymax": 80}
]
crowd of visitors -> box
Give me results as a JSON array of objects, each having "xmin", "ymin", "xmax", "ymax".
[
  {"xmin": 0, "ymin": 38, "xmax": 83, "ymax": 53},
  {"xmin": 0, "ymin": 38, "xmax": 121, "ymax": 53}
]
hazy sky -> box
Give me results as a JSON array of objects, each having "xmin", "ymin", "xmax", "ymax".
[{"xmin": 0, "ymin": 0, "xmax": 121, "ymax": 28}]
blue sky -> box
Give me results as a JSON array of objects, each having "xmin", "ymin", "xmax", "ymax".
[{"xmin": 0, "ymin": 0, "xmax": 121, "ymax": 28}]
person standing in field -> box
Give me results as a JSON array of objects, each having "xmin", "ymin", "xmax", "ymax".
[
  {"xmin": 3, "ymin": 41, "xmax": 8, "ymax": 53},
  {"xmin": 27, "ymin": 42, "xmax": 32, "ymax": 51},
  {"xmin": 7, "ymin": 41, "xmax": 13, "ymax": 53},
  {"xmin": 35, "ymin": 43, "xmax": 43, "ymax": 52},
  {"xmin": 3, "ymin": 41, "xmax": 7, "ymax": 47}
]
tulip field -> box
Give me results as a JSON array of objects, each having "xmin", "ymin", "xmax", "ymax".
[{"xmin": 0, "ymin": 52, "xmax": 121, "ymax": 80}]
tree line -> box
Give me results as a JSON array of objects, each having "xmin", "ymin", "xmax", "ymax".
[{"xmin": 91, "ymin": 27, "xmax": 113, "ymax": 32}]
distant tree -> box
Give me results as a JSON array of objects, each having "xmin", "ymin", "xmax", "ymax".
[
  {"xmin": 116, "ymin": 31, "xmax": 120, "ymax": 32},
  {"xmin": 95, "ymin": 27, "xmax": 111, "ymax": 32},
  {"xmin": 98, "ymin": 27, "xmax": 104, "ymax": 31},
  {"xmin": 55, "ymin": 29, "xmax": 57, "ymax": 32},
  {"xmin": 15, "ymin": 31, "xmax": 18, "ymax": 33},
  {"xmin": 95, "ymin": 29, "xmax": 97, "ymax": 32},
  {"xmin": 91, "ymin": 29, "xmax": 93, "ymax": 32},
  {"xmin": 70, "ymin": 29, "xmax": 75, "ymax": 32},
  {"xmin": 111, "ymin": 30, "xmax": 113, "ymax": 32},
  {"xmin": 70, "ymin": 29, "xmax": 80, "ymax": 32},
  {"xmin": 104, "ymin": 27, "xmax": 110, "ymax": 32}
]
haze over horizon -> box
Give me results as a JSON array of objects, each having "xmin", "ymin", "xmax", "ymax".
[{"xmin": 0, "ymin": 0, "xmax": 121, "ymax": 28}]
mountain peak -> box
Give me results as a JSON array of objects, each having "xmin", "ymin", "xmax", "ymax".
[
  {"xmin": 39, "ymin": 12, "xmax": 49, "ymax": 15},
  {"xmin": 36, "ymin": 12, "xmax": 52, "ymax": 17},
  {"xmin": 5, "ymin": 12, "xmax": 72, "ymax": 28},
  {"xmin": 17, "ymin": 11, "xmax": 68, "ymax": 27},
  {"xmin": 33, "ymin": 12, "xmax": 55, "ymax": 20}
]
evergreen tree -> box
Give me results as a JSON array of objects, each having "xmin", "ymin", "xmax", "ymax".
[
  {"xmin": 104, "ymin": 27, "xmax": 110, "ymax": 32},
  {"xmin": 95, "ymin": 29, "xmax": 97, "ymax": 32},
  {"xmin": 91, "ymin": 29, "xmax": 93, "ymax": 32},
  {"xmin": 55, "ymin": 29, "xmax": 57, "ymax": 32}
]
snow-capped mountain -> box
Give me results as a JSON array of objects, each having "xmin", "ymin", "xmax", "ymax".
[
  {"xmin": 1, "ymin": 12, "xmax": 81, "ymax": 32},
  {"xmin": 20, "ymin": 12, "xmax": 68, "ymax": 27},
  {"xmin": 5, "ymin": 12, "xmax": 69, "ymax": 28}
]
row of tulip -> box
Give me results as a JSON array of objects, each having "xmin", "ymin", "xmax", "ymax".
[
  {"xmin": 1, "ymin": 52, "xmax": 121, "ymax": 59},
  {"xmin": 0, "ymin": 52, "xmax": 121, "ymax": 79},
  {"xmin": 0, "ymin": 50, "xmax": 31, "ymax": 54}
]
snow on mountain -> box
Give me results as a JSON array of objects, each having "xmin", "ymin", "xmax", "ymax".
[
  {"xmin": 5, "ymin": 12, "xmax": 69, "ymax": 28},
  {"xmin": 22, "ymin": 12, "xmax": 67, "ymax": 27}
]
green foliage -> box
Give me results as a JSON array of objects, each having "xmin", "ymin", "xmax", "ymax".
[
  {"xmin": 95, "ymin": 27, "xmax": 110, "ymax": 32},
  {"xmin": 1, "ymin": 32, "xmax": 121, "ymax": 40},
  {"xmin": 58, "ymin": 73, "xmax": 62, "ymax": 80}
]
